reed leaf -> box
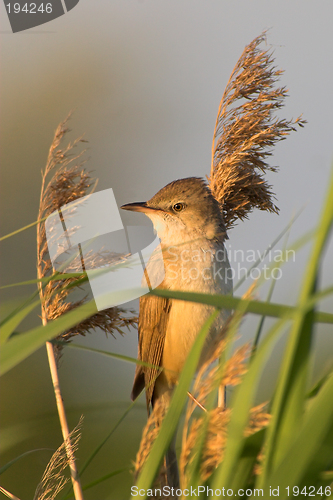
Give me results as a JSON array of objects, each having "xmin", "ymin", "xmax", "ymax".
[
  {"xmin": 259, "ymin": 167, "xmax": 333, "ymax": 485},
  {"xmin": 133, "ymin": 310, "xmax": 220, "ymax": 498}
]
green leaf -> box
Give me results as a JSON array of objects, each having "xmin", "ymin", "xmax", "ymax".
[
  {"xmin": 234, "ymin": 209, "xmax": 306, "ymax": 292},
  {"xmin": 261, "ymin": 374, "xmax": 333, "ymax": 494},
  {"xmin": 306, "ymin": 372, "xmax": 331, "ymax": 399},
  {"xmin": 61, "ymin": 399, "xmax": 140, "ymax": 500},
  {"xmin": 251, "ymin": 276, "xmax": 276, "ymax": 357},
  {"xmin": 0, "ymin": 448, "xmax": 52, "ymax": 475},
  {"xmin": 228, "ymin": 428, "xmax": 266, "ymax": 492},
  {"xmin": 210, "ymin": 318, "xmax": 288, "ymax": 497},
  {"xmin": 81, "ymin": 467, "xmax": 130, "ymax": 493},
  {"xmin": 133, "ymin": 310, "xmax": 220, "ymax": 499},
  {"xmin": 0, "ymin": 215, "xmax": 49, "ymax": 242},
  {"xmin": 0, "ymin": 273, "xmax": 86, "ymax": 290},
  {"xmin": 251, "ymin": 225, "xmax": 291, "ymax": 357},
  {"xmin": 186, "ymin": 310, "xmax": 246, "ymax": 491},
  {"xmin": 0, "ymin": 300, "xmax": 40, "ymax": 345},
  {"xmin": 63, "ymin": 468, "xmax": 130, "ymax": 499},
  {"xmin": 0, "ymin": 290, "xmax": 40, "ymax": 328},
  {"xmin": 0, "ymin": 300, "xmax": 97, "ymax": 376},
  {"xmin": 151, "ymin": 288, "xmax": 333, "ymax": 324},
  {"xmin": 56, "ymin": 342, "xmax": 156, "ymax": 370},
  {"xmin": 259, "ymin": 167, "xmax": 333, "ymax": 484},
  {"xmin": 78, "ymin": 400, "xmax": 138, "ymax": 479}
]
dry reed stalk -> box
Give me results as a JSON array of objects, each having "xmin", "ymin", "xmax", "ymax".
[
  {"xmin": 134, "ymin": 398, "xmax": 167, "ymax": 480},
  {"xmin": 209, "ymin": 31, "xmax": 306, "ymax": 229},
  {"xmin": 134, "ymin": 399, "xmax": 173, "ymax": 499},
  {"xmin": 179, "ymin": 340, "xmax": 250, "ymax": 487},
  {"xmin": 179, "ymin": 284, "xmax": 266, "ymax": 488},
  {"xmin": 36, "ymin": 114, "xmax": 138, "ymax": 499},
  {"xmin": 0, "ymin": 486, "xmax": 21, "ymax": 500},
  {"xmin": 180, "ymin": 341, "xmax": 270, "ymax": 487},
  {"xmin": 133, "ymin": 336, "xmax": 260, "ymax": 492},
  {"xmin": 33, "ymin": 417, "xmax": 83, "ymax": 500},
  {"xmin": 37, "ymin": 114, "xmax": 137, "ymax": 359},
  {"xmin": 134, "ymin": 281, "xmax": 257, "ymax": 490}
]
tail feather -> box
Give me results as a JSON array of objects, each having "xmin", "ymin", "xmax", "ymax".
[{"xmin": 165, "ymin": 439, "xmax": 180, "ymax": 489}]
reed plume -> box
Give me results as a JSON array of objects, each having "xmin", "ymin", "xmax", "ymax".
[
  {"xmin": 36, "ymin": 114, "xmax": 138, "ymax": 499},
  {"xmin": 180, "ymin": 340, "xmax": 270, "ymax": 486},
  {"xmin": 134, "ymin": 286, "xmax": 270, "ymax": 494},
  {"xmin": 209, "ymin": 31, "xmax": 306, "ymax": 228},
  {"xmin": 135, "ymin": 31, "xmax": 305, "ymax": 496},
  {"xmin": 134, "ymin": 332, "xmax": 270, "ymax": 491},
  {"xmin": 178, "ymin": 286, "xmax": 269, "ymax": 488},
  {"xmin": 37, "ymin": 113, "xmax": 137, "ymax": 359},
  {"xmin": 33, "ymin": 417, "xmax": 83, "ymax": 500}
]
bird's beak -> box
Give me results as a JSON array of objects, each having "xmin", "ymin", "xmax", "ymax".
[{"xmin": 121, "ymin": 201, "xmax": 158, "ymax": 213}]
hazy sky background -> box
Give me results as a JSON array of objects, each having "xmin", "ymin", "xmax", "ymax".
[{"xmin": 1, "ymin": 2, "xmax": 332, "ymax": 499}]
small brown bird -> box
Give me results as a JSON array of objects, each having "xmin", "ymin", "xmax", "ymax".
[{"xmin": 121, "ymin": 177, "xmax": 232, "ymax": 487}]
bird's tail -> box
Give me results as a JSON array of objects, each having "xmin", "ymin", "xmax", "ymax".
[
  {"xmin": 152, "ymin": 386, "xmax": 180, "ymax": 490},
  {"xmin": 165, "ymin": 433, "xmax": 180, "ymax": 489}
]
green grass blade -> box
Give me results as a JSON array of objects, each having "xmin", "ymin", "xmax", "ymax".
[
  {"xmin": 1, "ymin": 281, "xmax": 144, "ymax": 376},
  {"xmin": 0, "ymin": 215, "xmax": 49, "ymax": 242},
  {"xmin": 81, "ymin": 467, "xmax": 130, "ymax": 493},
  {"xmin": 251, "ymin": 228, "xmax": 291, "ymax": 357},
  {"xmin": 186, "ymin": 309, "xmax": 246, "ymax": 490},
  {"xmin": 62, "ymin": 343, "xmax": 185, "ymax": 385},
  {"xmin": 259, "ymin": 167, "xmax": 333, "ymax": 484},
  {"xmin": 0, "ymin": 289, "xmax": 40, "ymax": 328},
  {"xmin": 0, "ymin": 299, "xmax": 41, "ymax": 345},
  {"xmin": 0, "ymin": 196, "xmax": 101, "ymax": 242},
  {"xmin": 0, "ymin": 272, "xmax": 87, "ymax": 290},
  {"xmin": 251, "ymin": 276, "xmax": 276, "ymax": 356},
  {"xmin": 2, "ymin": 284, "xmax": 332, "ymax": 378},
  {"xmin": 0, "ymin": 448, "xmax": 52, "ymax": 475},
  {"xmin": 151, "ymin": 289, "xmax": 333, "ymax": 324},
  {"xmin": 307, "ymin": 284, "xmax": 333, "ymax": 307},
  {"xmin": 315, "ymin": 311, "xmax": 333, "ymax": 323},
  {"xmin": 210, "ymin": 317, "xmax": 288, "ymax": 497},
  {"xmin": 62, "ymin": 400, "xmax": 139, "ymax": 500},
  {"xmin": 228, "ymin": 428, "xmax": 266, "ymax": 492},
  {"xmin": 133, "ymin": 310, "xmax": 220, "ymax": 499},
  {"xmin": 234, "ymin": 208, "xmax": 305, "ymax": 292},
  {"xmin": 57, "ymin": 342, "xmax": 154, "ymax": 369},
  {"xmin": 0, "ymin": 262, "xmax": 83, "ymax": 331},
  {"xmin": 0, "ymin": 300, "xmax": 97, "ymax": 376},
  {"xmin": 260, "ymin": 374, "xmax": 333, "ymax": 495},
  {"xmin": 63, "ymin": 467, "xmax": 130, "ymax": 499},
  {"xmin": 79, "ymin": 400, "xmax": 138, "ymax": 479},
  {"xmin": 307, "ymin": 372, "xmax": 331, "ymax": 399}
]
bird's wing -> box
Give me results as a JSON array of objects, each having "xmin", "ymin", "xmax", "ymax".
[{"xmin": 131, "ymin": 292, "xmax": 171, "ymax": 408}]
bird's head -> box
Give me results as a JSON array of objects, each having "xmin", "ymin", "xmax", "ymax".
[{"xmin": 121, "ymin": 177, "xmax": 227, "ymax": 246}]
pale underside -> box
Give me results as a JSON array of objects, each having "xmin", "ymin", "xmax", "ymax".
[{"xmin": 132, "ymin": 233, "xmax": 232, "ymax": 408}]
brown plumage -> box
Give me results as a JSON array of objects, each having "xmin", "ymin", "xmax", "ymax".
[
  {"xmin": 122, "ymin": 177, "xmax": 233, "ymax": 488},
  {"xmin": 131, "ymin": 294, "xmax": 171, "ymax": 407}
]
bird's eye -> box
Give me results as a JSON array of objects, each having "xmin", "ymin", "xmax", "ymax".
[{"xmin": 173, "ymin": 203, "xmax": 184, "ymax": 212}]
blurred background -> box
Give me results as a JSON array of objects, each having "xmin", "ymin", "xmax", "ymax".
[{"xmin": 1, "ymin": 1, "xmax": 332, "ymax": 499}]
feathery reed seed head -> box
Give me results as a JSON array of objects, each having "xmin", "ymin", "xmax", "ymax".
[
  {"xmin": 37, "ymin": 114, "xmax": 138, "ymax": 359},
  {"xmin": 33, "ymin": 417, "xmax": 83, "ymax": 500},
  {"xmin": 209, "ymin": 31, "xmax": 306, "ymax": 228}
]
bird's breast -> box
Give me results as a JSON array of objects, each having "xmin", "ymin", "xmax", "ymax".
[{"xmin": 160, "ymin": 240, "xmax": 232, "ymax": 386}]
